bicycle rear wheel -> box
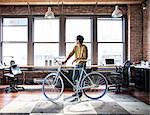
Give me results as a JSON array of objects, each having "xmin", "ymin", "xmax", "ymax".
[
  {"xmin": 81, "ymin": 72, "xmax": 108, "ymax": 100},
  {"xmin": 42, "ymin": 73, "xmax": 64, "ymax": 101}
]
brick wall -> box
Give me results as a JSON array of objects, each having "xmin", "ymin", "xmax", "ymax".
[
  {"xmin": 127, "ymin": 2, "xmax": 150, "ymax": 62},
  {"xmin": 127, "ymin": 4, "xmax": 143, "ymax": 63},
  {"xmin": 0, "ymin": 5, "xmax": 127, "ymax": 16},
  {"xmin": 143, "ymin": 0, "xmax": 150, "ymax": 61}
]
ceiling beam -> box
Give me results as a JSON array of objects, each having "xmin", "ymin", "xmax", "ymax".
[{"xmin": 0, "ymin": 0, "xmax": 143, "ymax": 5}]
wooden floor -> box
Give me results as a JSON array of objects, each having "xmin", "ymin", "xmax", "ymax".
[
  {"xmin": 0, "ymin": 85, "xmax": 149, "ymax": 115},
  {"xmin": 0, "ymin": 85, "xmax": 149, "ymax": 110}
]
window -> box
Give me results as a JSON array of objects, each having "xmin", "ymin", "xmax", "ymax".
[
  {"xmin": 66, "ymin": 18, "xmax": 91, "ymax": 65},
  {"xmin": 97, "ymin": 18, "xmax": 124, "ymax": 65},
  {"xmin": 34, "ymin": 19, "xmax": 59, "ymax": 42},
  {"xmin": 0, "ymin": 16, "xmax": 125, "ymax": 66},
  {"xmin": 34, "ymin": 18, "xmax": 59, "ymax": 66},
  {"xmin": 2, "ymin": 18, "xmax": 28, "ymax": 65}
]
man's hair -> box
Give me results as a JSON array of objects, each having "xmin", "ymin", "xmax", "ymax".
[{"xmin": 77, "ymin": 35, "xmax": 84, "ymax": 44}]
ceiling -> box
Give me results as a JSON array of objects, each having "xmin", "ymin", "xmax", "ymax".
[{"xmin": 0, "ymin": 0, "xmax": 144, "ymax": 5}]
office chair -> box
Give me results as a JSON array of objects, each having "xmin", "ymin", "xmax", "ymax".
[
  {"xmin": 4, "ymin": 61, "xmax": 25, "ymax": 93},
  {"xmin": 108, "ymin": 60, "xmax": 132, "ymax": 93}
]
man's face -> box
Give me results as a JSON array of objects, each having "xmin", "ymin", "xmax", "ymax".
[{"xmin": 76, "ymin": 39, "xmax": 79, "ymax": 44}]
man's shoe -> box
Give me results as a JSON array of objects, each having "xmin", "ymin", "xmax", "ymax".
[{"xmin": 78, "ymin": 92, "xmax": 82, "ymax": 98}]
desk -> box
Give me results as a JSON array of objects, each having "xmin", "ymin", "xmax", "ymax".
[
  {"xmin": 0, "ymin": 66, "xmax": 9, "ymax": 84},
  {"xmin": 19, "ymin": 65, "xmax": 117, "ymax": 71},
  {"xmin": 0, "ymin": 66, "xmax": 9, "ymax": 70},
  {"xmin": 0, "ymin": 65, "xmax": 117, "ymax": 85},
  {"xmin": 131, "ymin": 65, "xmax": 150, "ymax": 92}
]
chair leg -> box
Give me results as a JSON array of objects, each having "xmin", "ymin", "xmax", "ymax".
[
  {"xmin": 5, "ymin": 86, "xmax": 18, "ymax": 93},
  {"xmin": 16, "ymin": 86, "xmax": 25, "ymax": 91},
  {"xmin": 116, "ymin": 86, "xmax": 121, "ymax": 93},
  {"xmin": 118, "ymin": 85, "xmax": 121, "ymax": 92},
  {"xmin": 108, "ymin": 84, "xmax": 121, "ymax": 93},
  {"xmin": 108, "ymin": 85, "xmax": 117, "ymax": 91}
]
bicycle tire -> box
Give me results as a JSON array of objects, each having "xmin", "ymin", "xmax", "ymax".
[
  {"xmin": 42, "ymin": 73, "xmax": 64, "ymax": 101},
  {"xmin": 81, "ymin": 72, "xmax": 108, "ymax": 100}
]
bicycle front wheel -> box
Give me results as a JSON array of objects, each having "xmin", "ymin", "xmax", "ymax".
[
  {"xmin": 81, "ymin": 72, "xmax": 108, "ymax": 100},
  {"xmin": 42, "ymin": 73, "xmax": 64, "ymax": 101}
]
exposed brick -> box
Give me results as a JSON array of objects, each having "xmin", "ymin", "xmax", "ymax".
[
  {"xmin": 0, "ymin": 5, "xmax": 127, "ymax": 16},
  {"xmin": 143, "ymin": 0, "xmax": 150, "ymax": 61},
  {"xmin": 127, "ymin": 4, "xmax": 143, "ymax": 63}
]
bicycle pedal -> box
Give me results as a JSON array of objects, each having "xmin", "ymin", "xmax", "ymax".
[{"xmin": 64, "ymin": 95, "xmax": 78, "ymax": 101}]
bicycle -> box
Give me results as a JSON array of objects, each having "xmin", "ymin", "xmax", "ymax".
[{"xmin": 42, "ymin": 59, "xmax": 108, "ymax": 102}]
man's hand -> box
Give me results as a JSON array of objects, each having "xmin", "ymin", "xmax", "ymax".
[
  {"xmin": 62, "ymin": 60, "xmax": 67, "ymax": 65},
  {"xmin": 72, "ymin": 58, "xmax": 78, "ymax": 65}
]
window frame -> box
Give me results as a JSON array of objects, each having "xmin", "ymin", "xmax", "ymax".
[
  {"xmin": 97, "ymin": 17, "xmax": 125, "ymax": 65},
  {"xmin": 65, "ymin": 16, "xmax": 92, "ymax": 65},
  {"xmin": 0, "ymin": 15, "xmax": 126, "ymax": 66},
  {"xmin": 33, "ymin": 17, "xmax": 60, "ymax": 66},
  {"xmin": 1, "ymin": 17, "xmax": 28, "ymax": 65}
]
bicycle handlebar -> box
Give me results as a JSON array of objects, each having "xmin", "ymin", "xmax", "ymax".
[{"xmin": 53, "ymin": 57, "xmax": 89, "ymax": 67}]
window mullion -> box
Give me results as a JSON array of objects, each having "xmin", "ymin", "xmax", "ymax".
[
  {"xmin": 28, "ymin": 17, "xmax": 34, "ymax": 65},
  {"xmin": 97, "ymin": 17, "xmax": 124, "ymax": 65},
  {"xmin": 91, "ymin": 16, "xmax": 98, "ymax": 65},
  {"xmin": 59, "ymin": 16, "xmax": 66, "ymax": 56}
]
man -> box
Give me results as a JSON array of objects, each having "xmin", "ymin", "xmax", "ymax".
[{"xmin": 62, "ymin": 35, "xmax": 88, "ymax": 100}]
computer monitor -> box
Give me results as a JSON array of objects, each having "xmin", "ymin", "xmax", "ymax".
[{"xmin": 105, "ymin": 59, "xmax": 114, "ymax": 65}]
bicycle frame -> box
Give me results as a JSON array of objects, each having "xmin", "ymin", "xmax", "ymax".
[{"xmin": 55, "ymin": 65, "xmax": 88, "ymax": 91}]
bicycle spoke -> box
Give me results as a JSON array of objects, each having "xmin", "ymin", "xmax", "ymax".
[
  {"xmin": 42, "ymin": 73, "xmax": 64, "ymax": 101},
  {"xmin": 82, "ymin": 72, "xmax": 108, "ymax": 99}
]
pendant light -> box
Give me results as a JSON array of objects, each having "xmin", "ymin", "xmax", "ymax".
[
  {"xmin": 112, "ymin": 5, "xmax": 123, "ymax": 18},
  {"xmin": 45, "ymin": 0, "xmax": 55, "ymax": 18}
]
